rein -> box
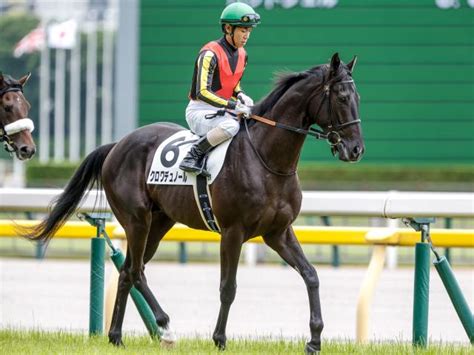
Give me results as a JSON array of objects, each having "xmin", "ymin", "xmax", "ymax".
[
  {"xmin": 244, "ymin": 78, "xmax": 361, "ymax": 176},
  {"xmin": 244, "ymin": 117, "xmax": 297, "ymax": 177},
  {"xmin": 249, "ymin": 114, "xmax": 328, "ymax": 140}
]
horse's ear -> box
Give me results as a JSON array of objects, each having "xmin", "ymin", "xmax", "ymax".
[
  {"xmin": 18, "ymin": 72, "xmax": 31, "ymax": 86},
  {"xmin": 330, "ymin": 53, "xmax": 341, "ymax": 74},
  {"xmin": 0, "ymin": 72, "xmax": 4, "ymax": 86},
  {"xmin": 347, "ymin": 56, "xmax": 358, "ymax": 73}
]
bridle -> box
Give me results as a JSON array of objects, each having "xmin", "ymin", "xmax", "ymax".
[
  {"xmin": 244, "ymin": 76, "xmax": 361, "ymax": 176},
  {"xmin": 0, "ymin": 84, "xmax": 34, "ymax": 155},
  {"xmin": 319, "ymin": 78, "xmax": 361, "ymax": 145}
]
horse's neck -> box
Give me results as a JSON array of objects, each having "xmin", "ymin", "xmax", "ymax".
[{"xmin": 250, "ymin": 98, "xmax": 308, "ymax": 174}]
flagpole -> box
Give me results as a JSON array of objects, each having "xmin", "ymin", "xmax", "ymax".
[
  {"xmin": 101, "ymin": 16, "xmax": 113, "ymax": 145},
  {"xmin": 85, "ymin": 12, "xmax": 98, "ymax": 155},
  {"xmin": 54, "ymin": 48, "xmax": 66, "ymax": 162},
  {"xmin": 69, "ymin": 21, "xmax": 81, "ymax": 162},
  {"xmin": 39, "ymin": 40, "xmax": 50, "ymax": 163}
]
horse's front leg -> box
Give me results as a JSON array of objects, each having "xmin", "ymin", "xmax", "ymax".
[
  {"xmin": 263, "ymin": 227, "xmax": 324, "ymax": 354},
  {"xmin": 212, "ymin": 227, "xmax": 244, "ymax": 350}
]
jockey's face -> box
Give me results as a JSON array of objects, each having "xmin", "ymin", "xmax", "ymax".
[{"xmin": 225, "ymin": 25, "xmax": 253, "ymax": 48}]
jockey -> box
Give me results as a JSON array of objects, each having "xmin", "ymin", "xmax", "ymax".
[{"xmin": 179, "ymin": 2, "xmax": 260, "ymax": 175}]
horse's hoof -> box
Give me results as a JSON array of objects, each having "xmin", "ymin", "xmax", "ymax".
[
  {"xmin": 108, "ymin": 334, "xmax": 124, "ymax": 347},
  {"xmin": 304, "ymin": 342, "xmax": 320, "ymax": 354},
  {"xmin": 160, "ymin": 326, "xmax": 176, "ymax": 348},
  {"xmin": 215, "ymin": 342, "xmax": 226, "ymax": 351},
  {"xmin": 213, "ymin": 335, "xmax": 226, "ymax": 351}
]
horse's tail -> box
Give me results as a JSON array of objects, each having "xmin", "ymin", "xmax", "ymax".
[{"xmin": 22, "ymin": 143, "xmax": 116, "ymax": 245}]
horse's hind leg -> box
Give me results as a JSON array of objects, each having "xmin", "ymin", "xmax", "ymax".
[
  {"xmin": 108, "ymin": 252, "xmax": 133, "ymax": 346},
  {"xmin": 133, "ymin": 211, "xmax": 175, "ymax": 330},
  {"xmin": 108, "ymin": 209, "xmax": 152, "ymax": 346},
  {"xmin": 263, "ymin": 227, "xmax": 324, "ymax": 354}
]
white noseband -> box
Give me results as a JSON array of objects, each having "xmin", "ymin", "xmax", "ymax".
[{"xmin": 4, "ymin": 118, "xmax": 34, "ymax": 135}]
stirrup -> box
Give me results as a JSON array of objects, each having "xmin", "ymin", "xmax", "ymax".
[
  {"xmin": 196, "ymin": 155, "xmax": 211, "ymax": 178},
  {"xmin": 179, "ymin": 159, "xmax": 210, "ymax": 178}
]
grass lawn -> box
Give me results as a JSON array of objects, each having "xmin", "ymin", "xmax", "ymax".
[{"xmin": 0, "ymin": 329, "xmax": 471, "ymax": 354}]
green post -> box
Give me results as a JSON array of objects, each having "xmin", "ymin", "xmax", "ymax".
[
  {"xmin": 321, "ymin": 216, "xmax": 340, "ymax": 267},
  {"xmin": 89, "ymin": 237, "xmax": 105, "ymax": 335},
  {"xmin": 179, "ymin": 242, "xmax": 187, "ymax": 264},
  {"xmin": 35, "ymin": 240, "xmax": 46, "ymax": 260},
  {"xmin": 433, "ymin": 256, "xmax": 474, "ymax": 343},
  {"xmin": 444, "ymin": 218, "xmax": 452, "ymax": 264},
  {"xmin": 331, "ymin": 245, "xmax": 340, "ymax": 267},
  {"xmin": 110, "ymin": 249, "xmax": 162, "ymax": 338},
  {"xmin": 412, "ymin": 242, "xmax": 430, "ymax": 347}
]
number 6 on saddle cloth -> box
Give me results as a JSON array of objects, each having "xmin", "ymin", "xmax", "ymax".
[{"xmin": 147, "ymin": 129, "xmax": 233, "ymax": 232}]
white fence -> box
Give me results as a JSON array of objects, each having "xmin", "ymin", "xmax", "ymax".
[
  {"xmin": 1, "ymin": 188, "xmax": 472, "ymax": 269},
  {"xmin": 1, "ymin": 188, "xmax": 472, "ymax": 218}
]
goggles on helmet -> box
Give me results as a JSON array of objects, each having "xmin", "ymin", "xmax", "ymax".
[{"xmin": 224, "ymin": 13, "xmax": 260, "ymax": 26}]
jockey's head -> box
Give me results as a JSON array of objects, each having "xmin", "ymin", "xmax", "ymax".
[{"xmin": 220, "ymin": 2, "xmax": 260, "ymax": 48}]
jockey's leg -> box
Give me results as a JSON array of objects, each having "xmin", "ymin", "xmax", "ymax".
[
  {"xmin": 179, "ymin": 116, "xmax": 239, "ymax": 174},
  {"xmin": 179, "ymin": 135, "xmax": 214, "ymax": 174}
]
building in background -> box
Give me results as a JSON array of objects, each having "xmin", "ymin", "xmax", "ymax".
[
  {"xmin": 138, "ymin": 0, "xmax": 473, "ymax": 166},
  {"xmin": 0, "ymin": 0, "xmax": 472, "ymax": 189}
]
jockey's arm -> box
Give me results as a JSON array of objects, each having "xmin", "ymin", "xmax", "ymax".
[
  {"xmin": 233, "ymin": 81, "xmax": 242, "ymax": 98},
  {"xmin": 196, "ymin": 51, "xmax": 237, "ymax": 109}
]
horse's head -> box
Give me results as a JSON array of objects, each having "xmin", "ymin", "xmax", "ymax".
[
  {"xmin": 309, "ymin": 53, "xmax": 365, "ymax": 162},
  {"xmin": 0, "ymin": 72, "xmax": 36, "ymax": 160}
]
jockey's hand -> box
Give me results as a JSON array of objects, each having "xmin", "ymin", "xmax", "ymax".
[
  {"xmin": 235, "ymin": 101, "xmax": 252, "ymax": 118},
  {"xmin": 237, "ymin": 92, "xmax": 254, "ymax": 107}
]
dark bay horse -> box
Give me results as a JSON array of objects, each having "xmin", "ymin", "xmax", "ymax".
[
  {"xmin": 26, "ymin": 53, "xmax": 364, "ymax": 353},
  {"xmin": 0, "ymin": 72, "xmax": 36, "ymax": 160}
]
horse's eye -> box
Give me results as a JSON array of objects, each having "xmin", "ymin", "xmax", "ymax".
[{"xmin": 338, "ymin": 96, "xmax": 347, "ymax": 103}]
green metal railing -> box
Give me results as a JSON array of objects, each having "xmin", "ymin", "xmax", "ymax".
[
  {"xmin": 79, "ymin": 213, "xmax": 162, "ymax": 338},
  {"xmin": 404, "ymin": 217, "xmax": 473, "ymax": 347}
]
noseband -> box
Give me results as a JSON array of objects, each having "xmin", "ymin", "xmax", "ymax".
[
  {"xmin": 244, "ymin": 77, "xmax": 361, "ymax": 176},
  {"xmin": 0, "ymin": 85, "xmax": 35, "ymax": 154}
]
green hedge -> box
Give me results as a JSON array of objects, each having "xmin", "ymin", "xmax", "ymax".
[
  {"xmin": 26, "ymin": 161, "xmax": 473, "ymax": 191},
  {"xmin": 297, "ymin": 163, "xmax": 474, "ymax": 191},
  {"xmin": 26, "ymin": 162, "xmax": 78, "ymax": 188},
  {"xmin": 297, "ymin": 163, "xmax": 474, "ymax": 182}
]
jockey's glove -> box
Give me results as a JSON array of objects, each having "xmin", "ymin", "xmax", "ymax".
[
  {"xmin": 237, "ymin": 92, "xmax": 254, "ymax": 107},
  {"xmin": 235, "ymin": 101, "xmax": 252, "ymax": 117}
]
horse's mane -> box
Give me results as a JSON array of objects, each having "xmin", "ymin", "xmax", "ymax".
[
  {"xmin": 253, "ymin": 64, "xmax": 328, "ymax": 116},
  {"xmin": 252, "ymin": 62, "xmax": 350, "ymax": 116}
]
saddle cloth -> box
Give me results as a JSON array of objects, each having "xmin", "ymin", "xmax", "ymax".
[
  {"xmin": 147, "ymin": 130, "xmax": 231, "ymax": 232},
  {"xmin": 147, "ymin": 130, "xmax": 232, "ymax": 186}
]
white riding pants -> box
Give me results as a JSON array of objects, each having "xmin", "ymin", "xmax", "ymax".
[{"xmin": 185, "ymin": 100, "xmax": 240, "ymax": 138}]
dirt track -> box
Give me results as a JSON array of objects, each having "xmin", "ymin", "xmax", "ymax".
[{"xmin": 0, "ymin": 258, "xmax": 472, "ymax": 343}]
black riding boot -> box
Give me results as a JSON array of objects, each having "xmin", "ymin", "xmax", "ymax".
[{"xmin": 179, "ymin": 136, "xmax": 213, "ymax": 175}]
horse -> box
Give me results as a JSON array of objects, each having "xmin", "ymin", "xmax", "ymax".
[
  {"xmin": 25, "ymin": 53, "xmax": 364, "ymax": 354},
  {"xmin": 0, "ymin": 72, "xmax": 36, "ymax": 160}
]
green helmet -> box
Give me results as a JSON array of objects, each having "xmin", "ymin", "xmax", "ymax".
[{"xmin": 220, "ymin": 2, "xmax": 261, "ymax": 27}]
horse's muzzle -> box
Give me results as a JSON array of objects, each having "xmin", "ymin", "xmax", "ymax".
[
  {"xmin": 16, "ymin": 144, "xmax": 36, "ymax": 160},
  {"xmin": 332, "ymin": 143, "xmax": 364, "ymax": 162}
]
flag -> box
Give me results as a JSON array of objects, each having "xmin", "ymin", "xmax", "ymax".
[
  {"xmin": 13, "ymin": 27, "xmax": 46, "ymax": 58},
  {"xmin": 48, "ymin": 19, "xmax": 78, "ymax": 49}
]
